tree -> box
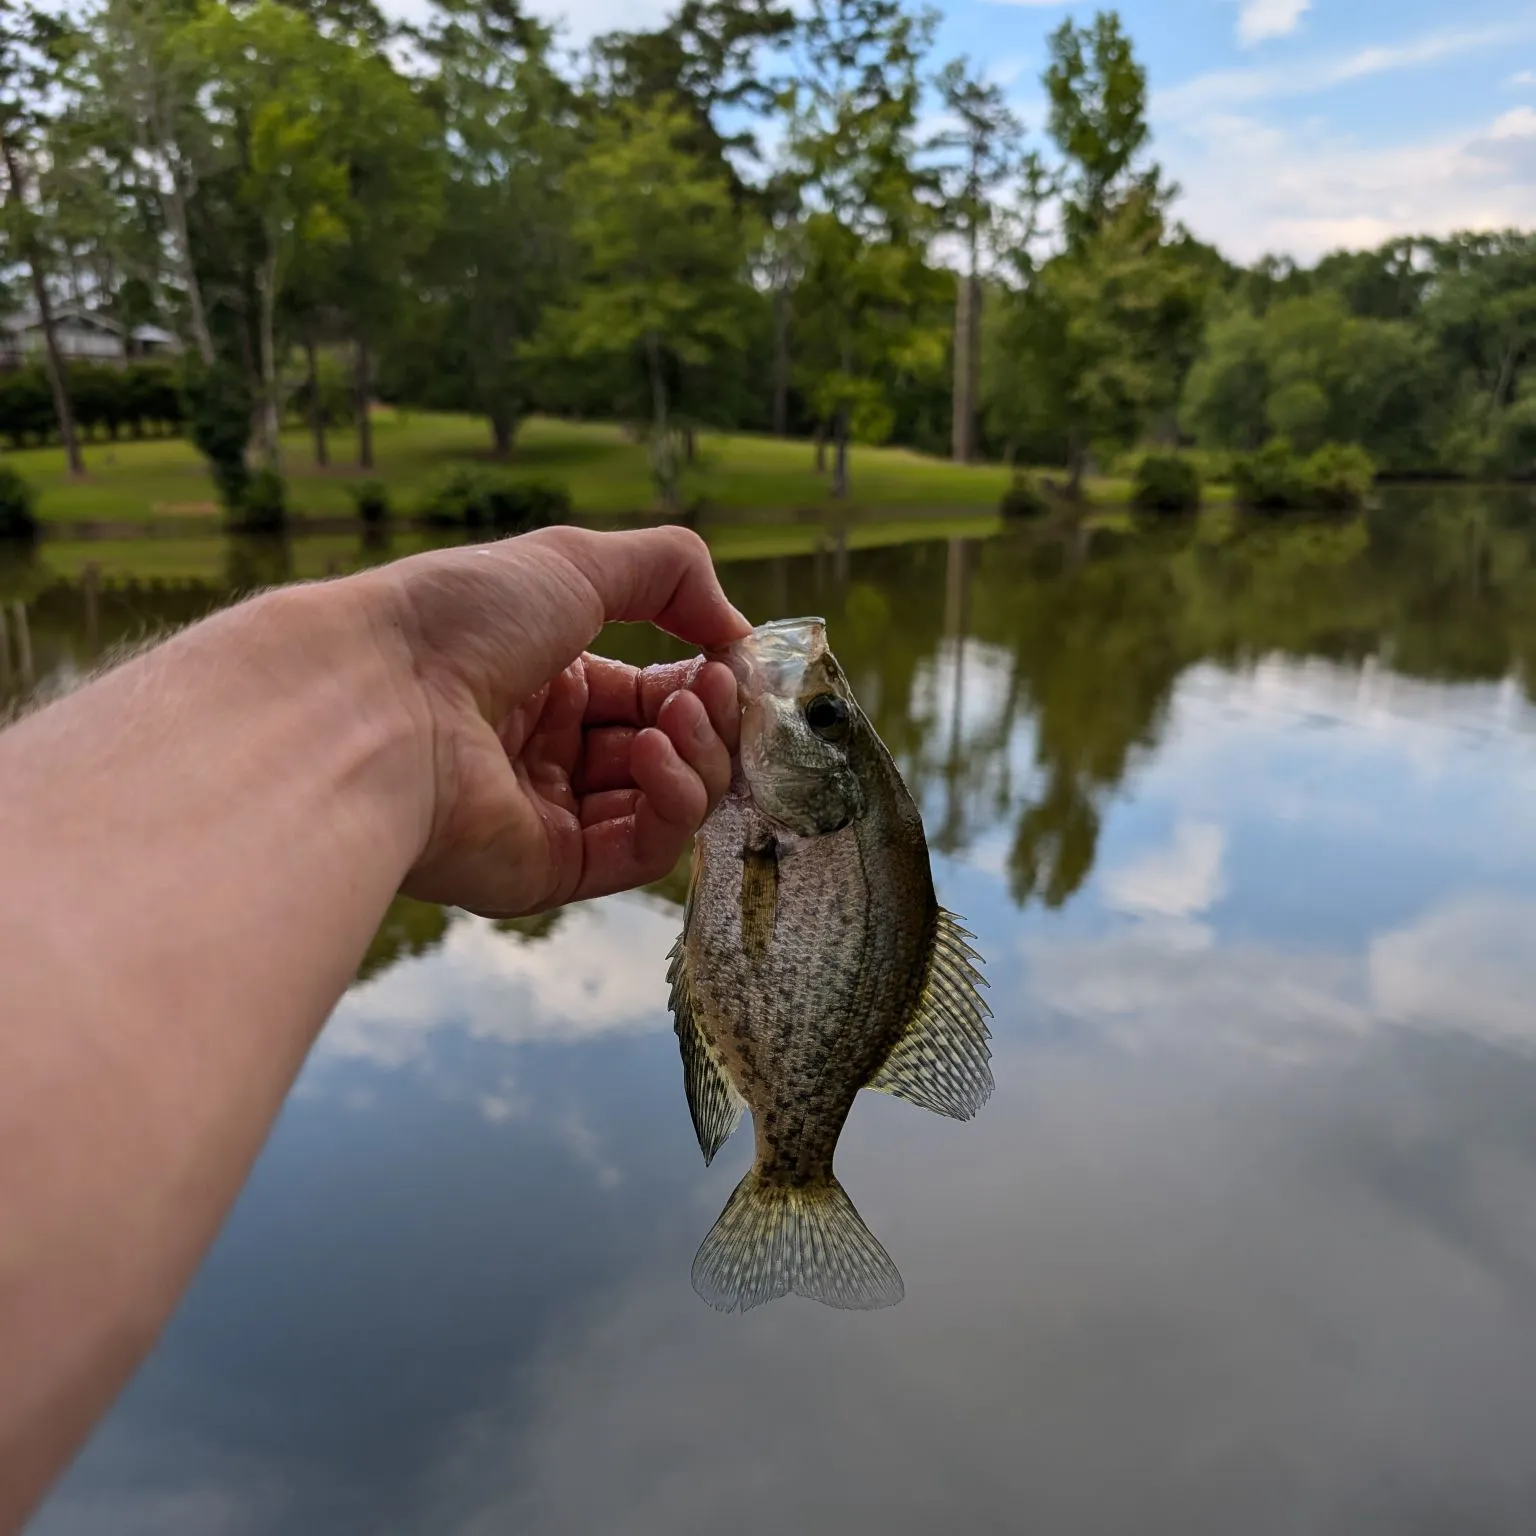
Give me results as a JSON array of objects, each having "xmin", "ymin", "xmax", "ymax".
[
  {"xmin": 0, "ymin": 3, "xmax": 84, "ymax": 475},
  {"xmin": 409, "ymin": 0, "xmax": 577, "ymax": 457},
  {"xmin": 542, "ymin": 97, "xmax": 752, "ymax": 508},
  {"xmin": 591, "ymin": 0, "xmax": 796, "ymax": 198},
  {"xmin": 303, "ymin": 43, "xmax": 441, "ymax": 468},
  {"xmin": 85, "ymin": 0, "xmax": 217, "ymax": 366},
  {"xmin": 1042, "ymin": 9, "xmax": 1167, "ymax": 248},
  {"xmin": 932, "ymin": 56, "xmax": 1024, "ymax": 463},
  {"xmin": 181, "ymin": 1, "xmax": 351, "ymax": 467},
  {"xmin": 786, "ymin": 0, "xmax": 940, "ymax": 496},
  {"xmin": 992, "ymin": 193, "xmax": 1204, "ymax": 493}
]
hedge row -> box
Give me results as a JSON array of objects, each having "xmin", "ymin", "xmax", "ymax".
[{"xmin": 0, "ymin": 361, "xmax": 184, "ymax": 447}]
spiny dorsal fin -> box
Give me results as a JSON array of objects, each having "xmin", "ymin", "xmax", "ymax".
[
  {"xmin": 668, "ymin": 845, "xmax": 746, "ymax": 1165},
  {"xmin": 866, "ymin": 909, "xmax": 993, "ymax": 1121}
]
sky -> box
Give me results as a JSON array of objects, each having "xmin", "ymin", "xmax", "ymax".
[{"xmin": 423, "ymin": 0, "xmax": 1536, "ymax": 265}]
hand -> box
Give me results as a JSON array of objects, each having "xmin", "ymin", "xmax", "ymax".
[{"xmin": 361, "ymin": 525, "xmax": 751, "ymax": 917}]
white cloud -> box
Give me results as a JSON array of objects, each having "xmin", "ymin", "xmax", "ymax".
[
  {"xmin": 1161, "ymin": 102, "xmax": 1536, "ymax": 262},
  {"xmin": 1370, "ymin": 896, "xmax": 1536, "ymax": 1051},
  {"xmin": 320, "ymin": 895, "xmax": 680, "ymax": 1071},
  {"xmin": 1507, "ymin": 69, "xmax": 1536, "ymax": 88},
  {"xmin": 1156, "ymin": 23, "xmax": 1527, "ymax": 122},
  {"xmin": 1101, "ymin": 822, "xmax": 1227, "ymax": 921},
  {"xmin": 1237, "ymin": 0, "xmax": 1310, "ymax": 48}
]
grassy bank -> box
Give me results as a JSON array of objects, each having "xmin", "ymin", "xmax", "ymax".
[{"xmin": 8, "ymin": 411, "xmax": 1038, "ymax": 530}]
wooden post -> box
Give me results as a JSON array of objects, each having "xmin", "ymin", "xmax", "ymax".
[
  {"xmin": 82, "ymin": 562, "xmax": 101, "ymax": 657},
  {"xmin": 12, "ymin": 601, "xmax": 32, "ymax": 690}
]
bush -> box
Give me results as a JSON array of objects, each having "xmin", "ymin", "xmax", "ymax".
[
  {"xmin": 1232, "ymin": 439, "xmax": 1375, "ymax": 513},
  {"xmin": 184, "ymin": 362, "xmax": 253, "ymax": 511},
  {"xmin": 1000, "ymin": 472, "xmax": 1049, "ymax": 519},
  {"xmin": 0, "ymin": 367, "xmax": 56, "ymax": 447},
  {"xmin": 1133, "ymin": 453, "xmax": 1202, "ymax": 514},
  {"xmin": 0, "ymin": 463, "xmax": 38, "ymax": 540},
  {"xmin": 1231, "ymin": 439, "xmax": 1314, "ymax": 511},
  {"xmin": 1305, "ymin": 443, "xmax": 1375, "ymax": 511},
  {"xmin": 350, "ymin": 478, "xmax": 389, "ymax": 525},
  {"xmin": 236, "ymin": 468, "xmax": 287, "ymax": 532},
  {"xmin": 417, "ymin": 468, "xmax": 571, "ymax": 532}
]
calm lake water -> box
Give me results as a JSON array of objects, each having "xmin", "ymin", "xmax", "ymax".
[{"xmin": 19, "ymin": 488, "xmax": 1536, "ymax": 1534}]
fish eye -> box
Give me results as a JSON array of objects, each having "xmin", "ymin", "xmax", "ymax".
[{"xmin": 804, "ymin": 693, "xmax": 849, "ymax": 739}]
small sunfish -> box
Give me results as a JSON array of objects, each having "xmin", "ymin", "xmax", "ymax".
[{"xmin": 666, "ymin": 616, "xmax": 992, "ymax": 1312}]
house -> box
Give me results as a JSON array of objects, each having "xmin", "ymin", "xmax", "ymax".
[{"xmin": 0, "ymin": 306, "xmax": 184, "ymax": 367}]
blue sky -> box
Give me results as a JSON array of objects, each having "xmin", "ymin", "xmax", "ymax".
[{"xmin": 504, "ymin": 0, "xmax": 1536, "ymax": 263}]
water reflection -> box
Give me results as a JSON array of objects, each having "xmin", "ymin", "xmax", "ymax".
[{"xmin": 26, "ymin": 487, "xmax": 1536, "ymax": 1535}]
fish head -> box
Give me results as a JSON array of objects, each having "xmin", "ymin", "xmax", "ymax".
[{"xmin": 713, "ymin": 617, "xmax": 868, "ymax": 837}]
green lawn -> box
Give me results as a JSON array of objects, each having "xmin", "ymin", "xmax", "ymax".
[{"xmin": 9, "ymin": 410, "xmax": 1047, "ymax": 529}]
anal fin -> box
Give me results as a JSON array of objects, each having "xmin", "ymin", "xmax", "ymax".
[{"xmin": 867, "ymin": 908, "xmax": 993, "ymax": 1121}]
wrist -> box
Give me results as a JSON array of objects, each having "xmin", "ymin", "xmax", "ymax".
[{"xmin": 242, "ymin": 575, "xmax": 440, "ymax": 878}]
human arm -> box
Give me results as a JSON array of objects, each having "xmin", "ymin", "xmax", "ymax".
[{"xmin": 0, "ymin": 526, "xmax": 750, "ymax": 1529}]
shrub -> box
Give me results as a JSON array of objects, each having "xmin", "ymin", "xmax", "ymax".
[
  {"xmin": 1000, "ymin": 472, "xmax": 1049, "ymax": 518},
  {"xmin": 0, "ymin": 463, "xmax": 38, "ymax": 540},
  {"xmin": 417, "ymin": 468, "xmax": 571, "ymax": 532},
  {"xmin": 1305, "ymin": 442, "xmax": 1375, "ymax": 511},
  {"xmin": 184, "ymin": 362, "xmax": 253, "ymax": 511},
  {"xmin": 1132, "ymin": 453, "xmax": 1202, "ymax": 514},
  {"xmin": 0, "ymin": 367, "xmax": 56, "ymax": 447},
  {"xmin": 1231, "ymin": 439, "xmax": 1313, "ymax": 511},
  {"xmin": 236, "ymin": 468, "xmax": 287, "ymax": 532},
  {"xmin": 350, "ymin": 478, "xmax": 389, "ymax": 525}
]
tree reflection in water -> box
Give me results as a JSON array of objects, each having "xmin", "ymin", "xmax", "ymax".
[{"xmin": 6, "ymin": 485, "xmax": 1536, "ymax": 978}]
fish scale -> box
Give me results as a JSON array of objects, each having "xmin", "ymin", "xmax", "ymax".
[{"xmin": 667, "ymin": 616, "xmax": 993, "ymax": 1313}]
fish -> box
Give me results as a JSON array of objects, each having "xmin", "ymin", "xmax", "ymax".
[{"xmin": 666, "ymin": 615, "xmax": 992, "ymax": 1313}]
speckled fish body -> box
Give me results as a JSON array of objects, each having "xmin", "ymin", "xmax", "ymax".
[{"xmin": 667, "ymin": 617, "xmax": 992, "ymax": 1312}]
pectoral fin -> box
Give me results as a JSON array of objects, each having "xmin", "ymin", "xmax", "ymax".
[
  {"xmin": 739, "ymin": 839, "xmax": 778, "ymax": 965},
  {"xmin": 867, "ymin": 909, "xmax": 993, "ymax": 1121}
]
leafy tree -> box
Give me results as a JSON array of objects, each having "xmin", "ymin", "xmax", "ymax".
[
  {"xmin": 0, "ymin": 2, "xmax": 84, "ymax": 474},
  {"xmin": 541, "ymin": 97, "xmax": 752, "ymax": 508},
  {"xmin": 991, "ymin": 193, "xmax": 1204, "ymax": 493},
  {"xmin": 181, "ymin": 1, "xmax": 351, "ymax": 466},
  {"xmin": 408, "ymin": 0, "xmax": 576, "ymax": 456},
  {"xmin": 786, "ymin": 0, "xmax": 940, "ymax": 495},
  {"xmin": 1042, "ymin": 9, "xmax": 1167, "ymax": 248},
  {"xmin": 932, "ymin": 55, "xmax": 1025, "ymax": 463}
]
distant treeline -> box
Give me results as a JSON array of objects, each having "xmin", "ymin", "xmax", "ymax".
[{"xmin": 2, "ymin": 0, "xmax": 1532, "ymax": 505}]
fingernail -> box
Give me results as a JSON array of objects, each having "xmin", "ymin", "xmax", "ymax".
[{"xmin": 694, "ymin": 707, "xmax": 715, "ymax": 745}]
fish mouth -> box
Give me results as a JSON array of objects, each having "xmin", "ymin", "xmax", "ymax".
[{"xmin": 711, "ymin": 617, "xmax": 828, "ymax": 699}]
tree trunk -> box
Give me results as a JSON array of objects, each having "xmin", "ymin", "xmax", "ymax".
[
  {"xmin": 772, "ymin": 285, "xmax": 791, "ymax": 436},
  {"xmin": 1066, "ymin": 435, "xmax": 1087, "ymax": 501},
  {"xmin": 490, "ymin": 407, "xmax": 513, "ymax": 458},
  {"xmin": 0, "ymin": 132, "xmax": 84, "ymax": 476},
  {"xmin": 951, "ymin": 242, "xmax": 981, "ymax": 464},
  {"xmin": 644, "ymin": 330, "xmax": 676, "ymax": 512},
  {"xmin": 814, "ymin": 422, "xmax": 826, "ymax": 473},
  {"xmin": 684, "ymin": 425, "xmax": 696, "ymax": 464},
  {"xmin": 166, "ymin": 163, "xmax": 215, "ymax": 367},
  {"xmin": 354, "ymin": 331, "xmax": 373, "ymax": 471},
  {"xmin": 1491, "ymin": 332, "xmax": 1522, "ymax": 421},
  {"xmin": 305, "ymin": 333, "xmax": 327, "ymax": 467},
  {"xmin": 831, "ymin": 408, "xmax": 849, "ymax": 498},
  {"xmin": 256, "ymin": 253, "xmax": 280, "ymax": 469}
]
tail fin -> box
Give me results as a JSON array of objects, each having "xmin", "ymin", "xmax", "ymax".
[{"xmin": 691, "ymin": 1170, "xmax": 904, "ymax": 1313}]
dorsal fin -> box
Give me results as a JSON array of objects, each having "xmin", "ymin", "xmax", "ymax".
[
  {"xmin": 668, "ymin": 846, "xmax": 746, "ymax": 1164},
  {"xmin": 866, "ymin": 909, "xmax": 992, "ymax": 1121}
]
